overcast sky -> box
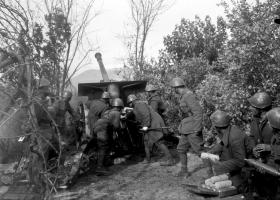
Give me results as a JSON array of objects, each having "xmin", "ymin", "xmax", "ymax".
[{"xmin": 76, "ymin": 0, "xmax": 225, "ymax": 73}]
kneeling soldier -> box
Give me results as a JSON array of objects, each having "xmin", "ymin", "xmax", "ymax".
[
  {"xmin": 207, "ymin": 110, "xmax": 247, "ymax": 187},
  {"xmin": 94, "ymin": 98, "xmax": 123, "ymax": 175}
]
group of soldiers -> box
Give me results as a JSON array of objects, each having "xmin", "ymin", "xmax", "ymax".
[
  {"xmin": 32, "ymin": 75, "xmax": 280, "ymax": 199},
  {"xmin": 169, "ymin": 77, "xmax": 280, "ymax": 199}
]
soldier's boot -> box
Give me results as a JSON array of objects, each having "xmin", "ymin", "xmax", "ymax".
[
  {"xmin": 173, "ymin": 153, "xmax": 190, "ymax": 177},
  {"xmin": 158, "ymin": 143, "xmax": 175, "ymax": 166},
  {"xmin": 95, "ymin": 149, "xmax": 111, "ymax": 176}
]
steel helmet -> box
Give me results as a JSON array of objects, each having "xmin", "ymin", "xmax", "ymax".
[
  {"xmin": 248, "ymin": 92, "xmax": 272, "ymax": 109},
  {"xmin": 210, "ymin": 110, "xmax": 231, "ymax": 127},
  {"xmin": 63, "ymin": 91, "xmax": 72, "ymax": 99},
  {"xmin": 101, "ymin": 91, "xmax": 110, "ymax": 99},
  {"xmin": 267, "ymin": 107, "xmax": 280, "ymax": 129},
  {"xmin": 145, "ymin": 84, "xmax": 157, "ymax": 92},
  {"xmin": 170, "ymin": 77, "xmax": 185, "ymax": 88},
  {"xmin": 112, "ymin": 98, "xmax": 124, "ymax": 107},
  {"xmin": 127, "ymin": 94, "xmax": 137, "ymax": 103},
  {"xmin": 38, "ymin": 77, "xmax": 50, "ymax": 88}
]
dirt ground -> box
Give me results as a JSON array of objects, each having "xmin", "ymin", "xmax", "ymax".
[{"xmin": 56, "ymin": 150, "xmax": 245, "ymax": 200}]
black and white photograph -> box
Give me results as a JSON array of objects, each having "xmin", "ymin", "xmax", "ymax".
[{"xmin": 0, "ymin": 0, "xmax": 280, "ymax": 199}]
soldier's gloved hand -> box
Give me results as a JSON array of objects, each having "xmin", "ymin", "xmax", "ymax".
[
  {"xmin": 253, "ymin": 148, "xmax": 260, "ymax": 158},
  {"xmin": 141, "ymin": 127, "xmax": 148, "ymax": 131},
  {"xmin": 254, "ymin": 144, "xmax": 271, "ymax": 152},
  {"xmin": 120, "ymin": 114, "xmax": 126, "ymax": 120},
  {"xmin": 256, "ymin": 166, "xmax": 266, "ymax": 174}
]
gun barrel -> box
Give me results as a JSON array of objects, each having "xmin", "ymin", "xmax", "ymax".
[
  {"xmin": 245, "ymin": 159, "xmax": 280, "ymax": 176},
  {"xmin": 95, "ymin": 52, "xmax": 110, "ymax": 82}
]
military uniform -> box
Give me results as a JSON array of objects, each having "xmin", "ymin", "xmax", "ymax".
[
  {"xmin": 94, "ymin": 108, "xmax": 121, "ymax": 170},
  {"xmin": 249, "ymin": 116, "xmax": 273, "ymax": 160},
  {"xmin": 177, "ymin": 88, "xmax": 204, "ymax": 154},
  {"xmin": 33, "ymin": 96, "xmax": 58, "ymax": 160},
  {"xmin": 88, "ymin": 99, "xmax": 109, "ymax": 137},
  {"xmin": 262, "ymin": 134, "xmax": 280, "ymax": 199},
  {"xmin": 29, "ymin": 95, "xmax": 59, "ymax": 187},
  {"xmin": 209, "ymin": 125, "xmax": 246, "ymax": 174},
  {"xmin": 133, "ymin": 102, "xmax": 166, "ymax": 145},
  {"xmin": 53, "ymin": 99, "xmax": 76, "ymax": 144},
  {"xmin": 132, "ymin": 101, "xmax": 173, "ymax": 164},
  {"xmin": 148, "ymin": 94, "xmax": 165, "ymax": 116},
  {"xmin": 269, "ymin": 134, "xmax": 280, "ymax": 169}
]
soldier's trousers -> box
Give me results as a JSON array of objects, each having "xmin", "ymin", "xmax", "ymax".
[
  {"xmin": 96, "ymin": 129, "xmax": 112, "ymax": 167},
  {"xmin": 177, "ymin": 132, "xmax": 204, "ymax": 154}
]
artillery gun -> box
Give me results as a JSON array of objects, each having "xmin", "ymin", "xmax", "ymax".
[
  {"xmin": 78, "ymin": 52, "xmax": 147, "ymax": 104},
  {"xmin": 57, "ymin": 53, "xmax": 148, "ymax": 187}
]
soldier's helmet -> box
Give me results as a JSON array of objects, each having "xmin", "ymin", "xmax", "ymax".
[
  {"xmin": 145, "ymin": 84, "xmax": 158, "ymax": 92},
  {"xmin": 248, "ymin": 92, "xmax": 272, "ymax": 109},
  {"xmin": 170, "ymin": 77, "xmax": 185, "ymax": 88},
  {"xmin": 38, "ymin": 77, "xmax": 50, "ymax": 88},
  {"xmin": 267, "ymin": 107, "xmax": 280, "ymax": 130},
  {"xmin": 112, "ymin": 98, "xmax": 124, "ymax": 107},
  {"xmin": 210, "ymin": 110, "xmax": 231, "ymax": 127},
  {"xmin": 63, "ymin": 91, "xmax": 72, "ymax": 99},
  {"xmin": 127, "ymin": 94, "xmax": 137, "ymax": 103},
  {"xmin": 101, "ymin": 91, "xmax": 110, "ymax": 99}
]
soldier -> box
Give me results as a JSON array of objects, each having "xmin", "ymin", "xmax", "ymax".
[
  {"xmin": 248, "ymin": 92, "xmax": 273, "ymax": 161},
  {"xmin": 267, "ymin": 108, "xmax": 280, "ymax": 199},
  {"xmin": 53, "ymin": 91, "xmax": 77, "ymax": 145},
  {"xmin": 94, "ymin": 98, "xmax": 123, "ymax": 175},
  {"xmin": 248, "ymin": 107, "xmax": 280, "ymax": 199},
  {"xmin": 267, "ymin": 107, "xmax": 280, "ymax": 170},
  {"xmin": 29, "ymin": 78, "xmax": 58, "ymax": 186},
  {"xmin": 127, "ymin": 94, "xmax": 174, "ymax": 166},
  {"xmin": 170, "ymin": 77, "xmax": 204, "ymax": 177},
  {"xmin": 207, "ymin": 110, "xmax": 247, "ymax": 187},
  {"xmin": 145, "ymin": 84, "xmax": 166, "ymax": 116},
  {"xmin": 87, "ymin": 91, "xmax": 110, "ymax": 138}
]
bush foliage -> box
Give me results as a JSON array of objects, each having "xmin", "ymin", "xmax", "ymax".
[{"xmin": 127, "ymin": 0, "xmax": 280, "ymax": 130}]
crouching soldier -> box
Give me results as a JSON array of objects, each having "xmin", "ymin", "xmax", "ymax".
[
  {"xmin": 87, "ymin": 91, "xmax": 110, "ymax": 138},
  {"xmin": 248, "ymin": 107, "xmax": 280, "ymax": 199},
  {"xmin": 205, "ymin": 110, "xmax": 247, "ymax": 188},
  {"xmin": 248, "ymin": 92, "xmax": 273, "ymax": 161},
  {"xmin": 127, "ymin": 94, "xmax": 174, "ymax": 166},
  {"xmin": 94, "ymin": 98, "xmax": 123, "ymax": 175}
]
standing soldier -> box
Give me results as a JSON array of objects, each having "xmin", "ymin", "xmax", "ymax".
[
  {"xmin": 87, "ymin": 91, "xmax": 110, "ymax": 138},
  {"xmin": 170, "ymin": 77, "xmax": 204, "ymax": 177},
  {"xmin": 248, "ymin": 92, "xmax": 273, "ymax": 161},
  {"xmin": 127, "ymin": 94, "xmax": 174, "ymax": 165},
  {"xmin": 94, "ymin": 98, "xmax": 123, "ymax": 175},
  {"xmin": 145, "ymin": 84, "xmax": 166, "ymax": 116},
  {"xmin": 53, "ymin": 91, "xmax": 77, "ymax": 146},
  {"xmin": 207, "ymin": 110, "xmax": 247, "ymax": 187},
  {"xmin": 30, "ymin": 78, "xmax": 58, "ymax": 186}
]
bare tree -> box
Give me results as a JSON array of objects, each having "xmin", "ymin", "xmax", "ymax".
[
  {"xmin": 0, "ymin": 0, "xmax": 97, "ymax": 96},
  {"xmin": 43, "ymin": 0, "xmax": 97, "ymax": 95},
  {"xmin": 126, "ymin": 0, "xmax": 170, "ymax": 76},
  {"xmin": 0, "ymin": 0, "xmax": 98, "ymax": 196}
]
